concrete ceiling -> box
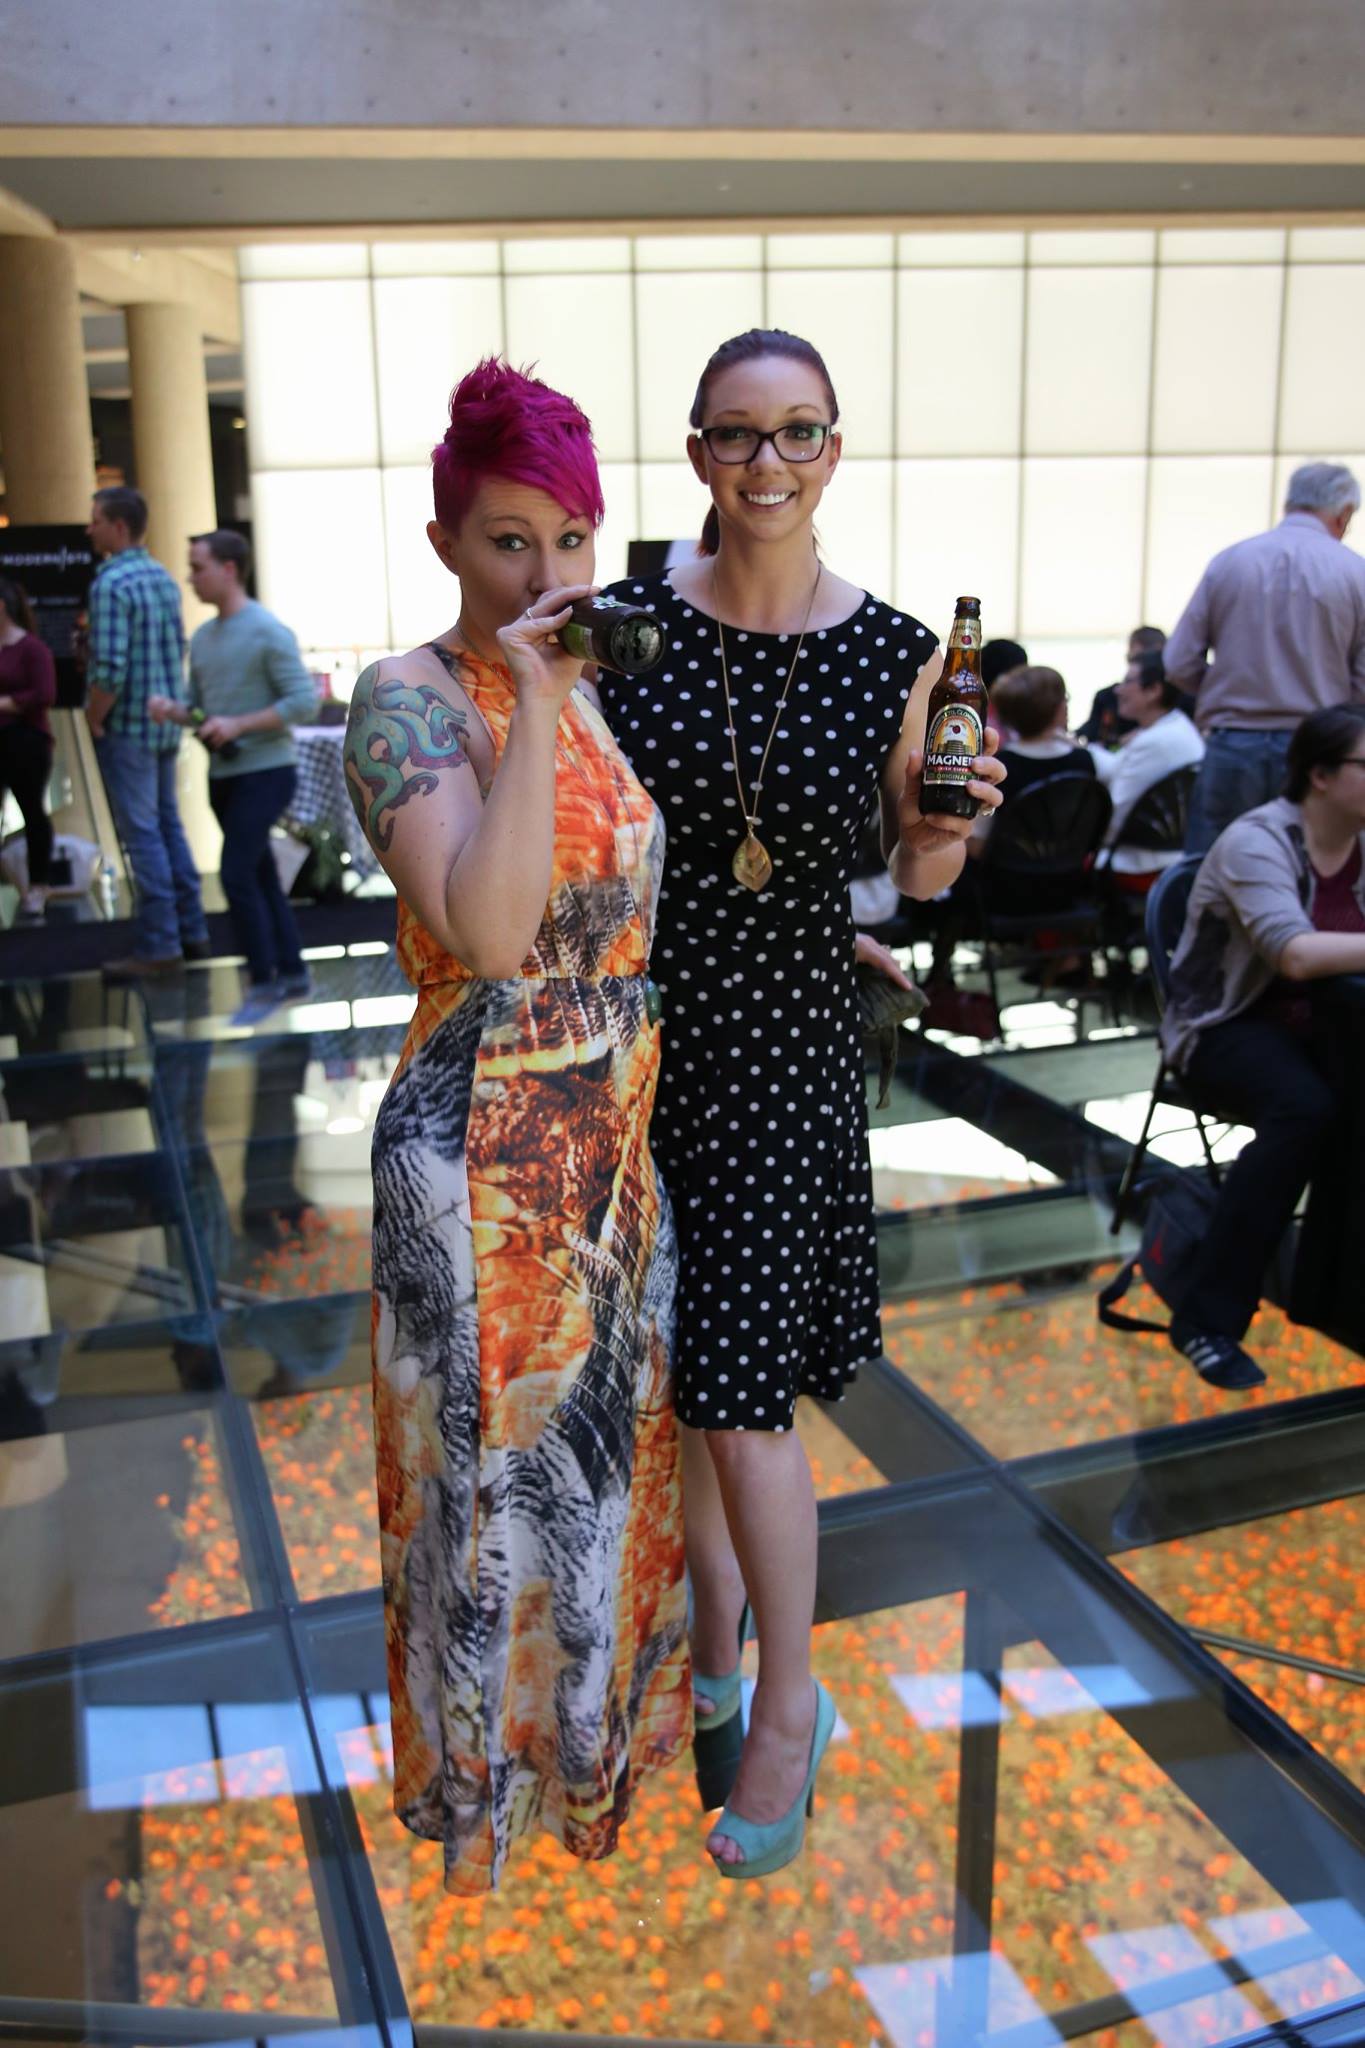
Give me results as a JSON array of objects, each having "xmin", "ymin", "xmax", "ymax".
[{"xmin": 4, "ymin": 150, "xmax": 1365, "ymax": 236}]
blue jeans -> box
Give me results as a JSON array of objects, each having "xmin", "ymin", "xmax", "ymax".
[
  {"xmin": 1184, "ymin": 728, "xmax": 1294, "ymax": 855},
  {"xmin": 96, "ymin": 732, "xmax": 208, "ymax": 958},
  {"xmin": 208, "ymin": 765, "xmax": 304, "ymax": 987}
]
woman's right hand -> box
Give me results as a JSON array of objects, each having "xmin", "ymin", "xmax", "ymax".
[{"xmin": 495, "ymin": 585, "xmax": 598, "ymax": 710}]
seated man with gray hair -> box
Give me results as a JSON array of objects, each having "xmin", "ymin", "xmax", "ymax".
[{"xmin": 1164, "ymin": 461, "xmax": 1365, "ymax": 852}]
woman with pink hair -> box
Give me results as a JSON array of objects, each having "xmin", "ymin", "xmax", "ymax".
[{"xmin": 347, "ymin": 360, "xmax": 688, "ymax": 1893}]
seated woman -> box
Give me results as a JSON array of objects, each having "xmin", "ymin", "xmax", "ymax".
[
  {"xmin": 985, "ymin": 663, "xmax": 1095, "ymax": 817},
  {"xmin": 1161, "ymin": 704, "xmax": 1365, "ymax": 1388},
  {"xmin": 1088, "ymin": 649, "xmax": 1204, "ymax": 890}
]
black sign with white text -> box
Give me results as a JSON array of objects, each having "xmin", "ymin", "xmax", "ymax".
[{"xmin": 0, "ymin": 525, "xmax": 97, "ymax": 708}]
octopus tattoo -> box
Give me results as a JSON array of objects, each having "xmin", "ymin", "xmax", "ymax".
[{"xmin": 344, "ymin": 668, "xmax": 470, "ymax": 852}]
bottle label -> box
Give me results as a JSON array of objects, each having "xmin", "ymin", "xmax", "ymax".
[
  {"xmin": 947, "ymin": 621, "xmax": 978, "ymax": 651},
  {"xmin": 923, "ymin": 702, "xmax": 984, "ymax": 786},
  {"xmin": 559, "ymin": 621, "xmax": 594, "ymax": 661}
]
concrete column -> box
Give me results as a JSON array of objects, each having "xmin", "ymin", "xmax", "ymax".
[
  {"xmin": 126, "ymin": 299, "xmax": 221, "ymax": 866},
  {"xmin": 126, "ymin": 300, "xmax": 217, "ymax": 598},
  {"xmin": 0, "ymin": 235, "xmax": 94, "ymax": 520},
  {"xmin": 0, "ymin": 236, "xmax": 119, "ymax": 870}
]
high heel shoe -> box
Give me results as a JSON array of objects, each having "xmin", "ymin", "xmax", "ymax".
[
  {"xmin": 709, "ymin": 1680, "xmax": 836, "ymax": 1881},
  {"xmin": 691, "ymin": 1601, "xmax": 753, "ymax": 1811}
]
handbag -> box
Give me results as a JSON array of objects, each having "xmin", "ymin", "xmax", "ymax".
[
  {"xmin": 857, "ymin": 962, "xmax": 926, "ymax": 1109},
  {"xmin": 1098, "ymin": 1169, "xmax": 1295, "ymax": 1333}
]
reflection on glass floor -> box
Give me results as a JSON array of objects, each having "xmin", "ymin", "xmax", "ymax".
[{"xmin": 1, "ymin": 945, "xmax": 1363, "ymax": 2048}]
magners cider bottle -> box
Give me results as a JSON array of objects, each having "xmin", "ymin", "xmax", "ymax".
[{"xmin": 920, "ymin": 596, "xmax": 986, "ymax": 819}]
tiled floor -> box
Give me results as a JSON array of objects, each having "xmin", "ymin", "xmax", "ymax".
[{"xmin": 1, "ymin": 938, "xmax": 1363, "ymax": 2048}]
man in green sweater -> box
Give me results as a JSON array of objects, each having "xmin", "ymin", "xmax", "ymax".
[{"xmin": 150, "ymin": 530, "xmax": 318, "ymax": 1025}]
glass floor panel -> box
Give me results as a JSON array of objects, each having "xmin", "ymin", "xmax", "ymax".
[
  {"xmin": 306, "ymin": 1586, "xmax": 1365, "ymax": 2048},
  {"xmin": 0, "ymin": 1391, "xmax": 255, "ymax": 1659},
  {"xmin": 1217, "ymin": 1654, "xmax": 1365, "ymax": 1797},
  {"xmin": 884, "ymin": 1281, "xmax": 1364, "ymax": 1459},
  {"xmin": 1, "ymin": 939, "xmax": 1362, "ymax": 2048},
  {"xmin": 0, "ymin": 1625, "xmax": 368, "ymax": 2027}
]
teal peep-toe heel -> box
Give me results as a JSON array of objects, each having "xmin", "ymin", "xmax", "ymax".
[
  {"xmin": 709, "ymin": 1680, "xmax": 836, "ymax": 1881},
  {"xmin": 691, "ymin": 1601, "xmax": 754, "ymax": 1811}
]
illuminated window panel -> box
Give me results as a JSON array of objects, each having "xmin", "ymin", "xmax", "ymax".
[
  {"xmin": 1028, "ymin": 229, "xmax": 1157, "ymax": 265},
  {"xmin": 502, "ymin": 236, "xmax": 631, "ymax": 272},
  {"xmin": 897, "ymin": 269, "xmax": 1024, "ymax": 456},
  {"xmin": 252, "ymin": 469, "xmax": 390, "ymax": 650},
  {"xmin": 1144, "ymin": 457, "xmax": 1276, "ymax": 631},
  {"xmin": 370, "ymin": 240, "xmax": 501, "ymax": 276},
  {"xmin": 239, "ymin": 243, "xmax": 369, "ymax": 279},
  {"xmin": 241, "ymin": 280, "xmax": 379, "ymax": 469},
  {"xmin": 898, "ymin": 230, "xmax": 1025, "ymax": 267},
  {"xmin": 635, "ymin": 271, "xmax": 765, "ymax": 461},
  {"xmin": 1274, "ymin": 453, "xmax": 1365, "ymax": 559},
  {"xmin": 1026, "ymin": 636, "xmax": 1129, "ymax": 724},
  {"xmin": 1280, "ymin": 268, "xmax": 1365, "ymax": 449},
  {"xmin": 1019, "ymin": 458, "xmax": 1146, "ymax": 638},
  {"xmin": 638, "ymin": 462, "xmax": 710, "ymax": 549},
  {"xmin": 895, "ymin": 459, "xmax": 1019, "ymax": 636},
  {"xmin": 765, "ymin": 269, "xmax": 894, "ymax": 458},
  {"xmin": 503, "ymin": 272, "xmax": 636, "ymax": 461},
  {"xmin": 810, "ymin": 459, "xmax": 894, "ymax": 602},
  {"xmin": 372, "ymin": 275, "xmax": 503, "ymax": 467},
  {"xmin": 635, "ymin": 234, "xmax": 764, "ymax": 270},
  {"xmin": 593, "ymin": 461, "xmax": 638, "ymax": 589},
  {"xmin": 382, "ymin": 467, "xmax": 456, "ymax": 650},
  {"xmin": 1151, "ymin": 266, "xmax": 1283, "ymax": 453},
  {"xmin": 1024, "ymin": 267, "xmax": 1153, "ymax": 455},
  {"xmin": 768, "ymin": 232, "xmax": 896, "ymax": 268},
  {"xmin": 1159, "ymin": 227, "xmax": 1286, "ymax": 264},
  {"xmin": 1288, "ymin": 227, "xmax": 1365, "ymax": 261}
]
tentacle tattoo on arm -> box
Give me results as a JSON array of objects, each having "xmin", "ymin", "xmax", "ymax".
[{"xmin": 344, "ymin": 667, "xmax": 471, "ymax": 853}]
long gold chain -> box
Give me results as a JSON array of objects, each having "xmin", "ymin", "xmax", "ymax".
[{"xmin": 714, "ymin": 561, "xmax": 822, "ymax": 891}]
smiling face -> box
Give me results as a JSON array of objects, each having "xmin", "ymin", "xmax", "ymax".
[
  {"xmin": 688, "ymin": 354, "xmax": 841, "ymax": 548},
  {"xmin": 427, "ymin": 480, "xmax": 595, "ymax": 648}
]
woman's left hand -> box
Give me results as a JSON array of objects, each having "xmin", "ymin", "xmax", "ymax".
[
  {"xmin": 854, "ymin": 931, "xmax": 914, "ymax": 989},
  {"xmin": 896, "ymin": 728, "xmax": 1006, "ymax": 854}
]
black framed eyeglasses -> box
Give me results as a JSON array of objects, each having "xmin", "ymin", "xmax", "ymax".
[{"xmin": 697, "ymin": 423, "xmax": 835, "ymax": 465}]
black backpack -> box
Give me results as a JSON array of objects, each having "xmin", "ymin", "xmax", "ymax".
[{"xmin": 1098, "ymin": 1170, "xmax": 1295, "ymax": 1334}]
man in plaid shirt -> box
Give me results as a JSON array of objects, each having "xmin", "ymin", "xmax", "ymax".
[{"xmin": 86, "ymin": 486, "xmax": 210, "ymax": 979}]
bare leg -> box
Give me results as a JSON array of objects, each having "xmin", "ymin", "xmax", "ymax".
[
  {"xmin": 682, "ymin": 1422, "xmax": 747, "ymax": 1712},
  {"xmin": 701, "ymin": 1427, "xmax": 819, "ymax": 1866}
]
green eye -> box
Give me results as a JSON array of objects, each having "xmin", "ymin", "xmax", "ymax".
[
  {"xmin": 492, "ymin": 533, "xmax": 527, "ymax": 551},
  {"xmin": 559, "ymin": 532, "xmax": 586, "ymax": 549}
]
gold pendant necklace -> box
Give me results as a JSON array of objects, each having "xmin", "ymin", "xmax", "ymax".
[{"xmin": 715, "ymin": 563, "xmax": 822, "ymax": 892}]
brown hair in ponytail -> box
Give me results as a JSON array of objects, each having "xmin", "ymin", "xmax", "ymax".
[
  {"xmin": 0, "ymin": 576, "xmax": 36, "ymax": 635},
  {"xmin": 688, "ymin": 329, "xmax": 840, "ymax": 557}
]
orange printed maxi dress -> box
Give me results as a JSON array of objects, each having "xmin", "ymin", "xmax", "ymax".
[{"xmin": 369, "ymin": 646, "xmax": 689, "ymax": 1893}]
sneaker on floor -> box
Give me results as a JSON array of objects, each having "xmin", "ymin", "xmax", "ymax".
[
  {"xmin": 1169, "ymin": 1318, "xmax": 1267, "ymax": 1390},
  {"xmin": 230, "ymin": 985, "xmax": 285, "ymax": 1028},
  {"xmin": 274, "ymin": 970, "xmax": 313, "ymax": 1002},
  {"xmin": 102, "ymin": 952, "xmax": 184, "ymax": 983}
]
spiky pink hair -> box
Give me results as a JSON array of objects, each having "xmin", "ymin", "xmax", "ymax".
[{"xmin": 431, "ymin": 358, "xmax": 605, "ymax": 533}]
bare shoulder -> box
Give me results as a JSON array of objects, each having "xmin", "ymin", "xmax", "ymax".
[{"xmin": 344, "ymin": 651, "xmax": 474, "ymax": 855}]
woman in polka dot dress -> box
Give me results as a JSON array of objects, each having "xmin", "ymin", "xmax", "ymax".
[{"xmin": 594, "ymin": 329, "xmax": 1005, "ymax": 1876}]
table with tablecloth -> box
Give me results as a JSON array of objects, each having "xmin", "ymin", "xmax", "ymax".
[{"xmin": 282, "ymin": 725, "xmax": 380, "ymax": 880}]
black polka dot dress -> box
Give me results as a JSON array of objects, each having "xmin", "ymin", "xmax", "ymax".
[{"xmin": 596, "ymin": 575, "xmax": 937, "ymax": 1433}]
